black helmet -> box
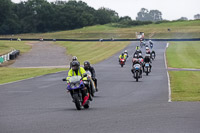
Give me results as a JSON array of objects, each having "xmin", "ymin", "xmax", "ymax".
[
  {"xmin": 72, "ymin": 56, "xmax": 78, "ymax": 61},
  {"xmin": 84, "ymin": 61, "xmax": 90, "ymax": 70},
  {"xmin": 122, "ymin": 53, "xmax": 124, "ymax": 56},
  {"xmin": 71, "ymin": 61, "xmax": 79, "ymax": 71}
]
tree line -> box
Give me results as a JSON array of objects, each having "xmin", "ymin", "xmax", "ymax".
[
  {"xmin": 0, "ymin": 0, "xmax": 199, "ymax": 35},
  {"xmin": 0, "ymin": 0, "xmax": 119, "ymax": 34}
]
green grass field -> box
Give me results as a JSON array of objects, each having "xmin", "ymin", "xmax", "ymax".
[
  {"xmin": 169, "ymin": 71, "xmax": 200, "ymax": 101},
  {"xmin": 0, "ymin": 68, "xmax": 66, "ymax": 84},
  {"xmin": 56, "ymin": 41, "xmax": 130, "ymax": 65},
  {"xmin": 167, "ymin": 41, "xmax": 200, "ymax": 101},
  {"xmin": 1, "ymin": 20, "xmax": 200, "ymax": 39},
  {"xmin": 167, "ymin": 41, "xmax": 200, "ymax": 69},
  {"xmin": 0, "ymin": 41, "xmax": 31, "ymax": 55}
]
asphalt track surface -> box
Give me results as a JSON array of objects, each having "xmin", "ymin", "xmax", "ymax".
[
  {"xmin": 1, "ymin": 42, "xmax": 200, "ymax": 133},
  {"xmin": 11, "ymin": 42, "xmax": 70, "ymax": 68}
]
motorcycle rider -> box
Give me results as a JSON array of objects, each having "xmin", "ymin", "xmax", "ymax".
[
  {"xmin": 124, "ymin": 50, "xmax": 128, "ymax": 59},
  {"xmin": 70, "ymin": 56, "xmax": 80, "ymax": 69},
  {"xmin": 149, "ymin": 40, "xmax": 153, "ymax": 49},
  {"xmin": 138, "ymin": 53, "xmax": 144, "ymax": 65},
  {"xmin": 151, "ymin": 50, "xmax": 156, "ymax": 59},
  {"xmin": 119, "ymin": 53, "xmax": 126, "ymax": 62},
  {"xmin": 143, "ymin": 54, "xmax": 152, "ymax": 72},
  {"xmin": 131, "ymin": 59, "xmax": 142, "ymax": 77},
  {"xmin": 146, "ymin": 47, "xmax": 151, "ymax": 54},
  {"xmin": 84, "ymin": 61, "xmax": 98, "ymax": 92},
  {"xmin": 136, "ymin": 46, "xmax": 140, "ymax": 50},
  {"xmin": 67, "ymin": 61, "xmax": 90, "ymax": 105}
]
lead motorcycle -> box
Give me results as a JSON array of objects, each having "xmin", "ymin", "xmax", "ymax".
[{"xmin": 63, "ymin": 74, "xmax": 90, "ymax": 110}]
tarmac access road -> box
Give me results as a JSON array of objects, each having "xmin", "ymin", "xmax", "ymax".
[{"xmin": 0, "ymin": 42, "xmax": 200, "ymax": 133}]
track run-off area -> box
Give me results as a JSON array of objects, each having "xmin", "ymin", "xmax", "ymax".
[{"xmin": 0, "ymin": 42, "xmax": 200, "ymax": 133}]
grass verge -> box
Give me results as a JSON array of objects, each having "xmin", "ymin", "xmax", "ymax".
[
  {"xmin": 1, "ymin": 20, "xmax": 200, "ymax": 39},
  {"xmin": 56, "ymin": 41, "xmax": 130, "ymax": 64},
  {"xmin": 169, "ymin": 71, "xmax": 200, "ymax": 101},
  {"xmin": 0, "ymin": 41, "xmax": 130, "ymax": 84},
  {"xmin": 0, "ymin": 41, "xmax": 31, "ymax": 55},
  {"xmin": 0, "ymin": 68, "xmax": 66, "ymax": 84},
  {"xmin": 167, "ymin": 41, "xmax": 200, "ymax": 69}
]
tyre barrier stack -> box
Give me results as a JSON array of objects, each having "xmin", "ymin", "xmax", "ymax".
[
  {"xmin": 0, "ymin": 50, "xmax": 20, "ymax": 64},
  {"xmin": 9, "ymin": 50, "xmax": 20, "ymax": 60}
]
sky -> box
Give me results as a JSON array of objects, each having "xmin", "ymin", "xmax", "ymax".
[{"xmin": 11, "ymin": 0, "xmax": 200, "ymax": 20}]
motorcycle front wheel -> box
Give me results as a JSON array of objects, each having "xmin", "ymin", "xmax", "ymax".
[
  {"xmin": 73, "ymin": 94, "xmax": 82, "ymax": 110},
  {"xmin": 136, "ymin": 72, "xmax": 138, "ymax": 82}
]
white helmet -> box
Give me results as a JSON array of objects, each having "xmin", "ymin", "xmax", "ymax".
[
  {"xmin": 72, "ymin": 56, "xmax": 78, "ymax": 61},
  {"xmin": 125, "ymin": 50, "xmax": 127, "ymax": 53}
]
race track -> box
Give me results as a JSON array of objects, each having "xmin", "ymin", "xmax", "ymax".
[{"xmin": 0, "ymin": 42, "xmax": 200, "ymax": 133}]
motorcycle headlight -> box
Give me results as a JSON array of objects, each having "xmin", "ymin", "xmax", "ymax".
[
  {"xmin": 75, "ymin": 83, "xmax": 80, "ymax": 87},
  {"xmin": 70, "ymin": 84, "xmax": 75, "ymax": 88}
]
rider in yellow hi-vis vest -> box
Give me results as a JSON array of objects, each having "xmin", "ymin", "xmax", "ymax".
[{"xmin": 67, "ymin": 61, "xmax": 89, "ymax": 105}]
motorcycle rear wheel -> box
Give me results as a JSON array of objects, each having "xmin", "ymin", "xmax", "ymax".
[{"xmin": 84, "ymin": 104, "xmax": 89, "ymax": 109}]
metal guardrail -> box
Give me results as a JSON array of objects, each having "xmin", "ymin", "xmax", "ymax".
[{"xmin": 0, "ymin": 38, "xmax": 200, "ymax": 41}]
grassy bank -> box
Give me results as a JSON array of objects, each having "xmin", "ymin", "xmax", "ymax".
[
  {"xmin": 0, "ymin": 41, "xmax": 130, "ymax": 84},
  {"xmin": 0, "ymin": 41, "xmax": 31, "ymax": 55},
  {"xmin": 56, "ymin": 41, "xmax": 130, "ymax": 64},
  {"xmin": 1, "ymin": 20, "xmax": 200, "ymax": 39},
  {"xmin": 0, "ymin": 68, "xmax": 66, "ymax": 84},
  {"xmin": 167, "ymin": 41, "xmax": 200, "ymax": 69},
  {"xmin": 169, "ymin": 71, "xmax": 200, "ymax": 101},
  {"xmin": 167, "ymin": 41, "xmax": 200, "ymax": 101}
]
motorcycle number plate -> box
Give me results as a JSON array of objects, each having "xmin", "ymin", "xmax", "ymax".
[{"xmin": 145, "ymin": 64, "xmax": 149, "ymax": 67}]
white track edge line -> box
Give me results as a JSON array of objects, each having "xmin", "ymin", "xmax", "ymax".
[{"xmin": 164, "ymin": 42, "xmax": 172, "ymax": 102}]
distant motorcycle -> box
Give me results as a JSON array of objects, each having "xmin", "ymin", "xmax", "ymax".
[
  {"xmin": 119, "ymin": 58, "xmax": 125, "ymax": 67},
  {"xmin": 63, "ymin": 75, "xmax": 90, "ymax": 110},
  {"xmin": 151, "ymin": 52, "xmax": 155, "ymax": 60},
  {"xmin": 144, "ymin": 63, "xmax": 150, "ymax": 76},
  {"xmin": 150, "ymin": 44, "xmax": 153, "ymax": 49}
]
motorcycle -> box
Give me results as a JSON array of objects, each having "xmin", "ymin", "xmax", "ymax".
[
  {"xmin": 150, "ymin": 44, "xmax": 153, "ymax": 49},
  {"xmin": 132, "ymin": 63, "xmax": 142, "ymax": 82},
  {"xmin": 63, "ymin": 74, "xmax": 90, "ymax": 110},
  {"xmin": 119, "ymin": 58, "xmax": 125, "ymax": 67},
  {"xmin": 144, "ymin": 63, "xmax": 150, "ymax": 76},
  {"xmin": 151, "ymin": 52, "xmax": 155, "ymax": 60},
  {"xmin": 85, "ymin": 70, "xmax": 96, "ymax": 97}
]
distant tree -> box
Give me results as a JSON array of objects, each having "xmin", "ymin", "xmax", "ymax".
[
  {"xmin": 149, "ymin": 10, "xmax": 162, "ymax": 21},
  {"xmin": 0, "ymin": 0, "xmax": 121, "ymax": 34},
  {"xmin": 136, "ymin": 8, "xmax": 162, "ymax": 22},
  {"xmin": 178, "ymin": 17, "xmax": 188, "ymax": 20},
  {"xmin": 136, "ymin": 8, "xmax": 150, "ymax": 21},
  {"xmin": 119, "ymin": 16, "xmax": 132, "ymax": 22},
  {"xmin": 96, "ymin": 7, "xmax": 119, "ymax": 25},
  {"xmin": 194, "ymin": 14, "xmax": 200, "ymax": 20}
]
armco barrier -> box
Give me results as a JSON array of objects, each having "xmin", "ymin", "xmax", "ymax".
[{"xmin": 0, "ymin": 38, "xmax": 200, "ymax": 42}]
